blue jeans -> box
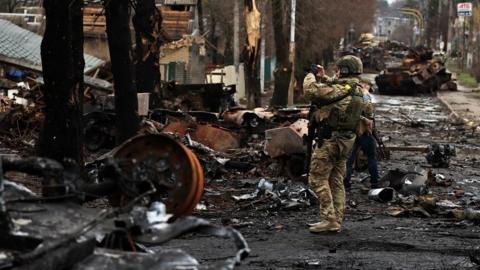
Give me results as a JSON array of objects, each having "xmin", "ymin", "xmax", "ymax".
[{"xmin": 344, "ymin": 133, "xmax": 379, "ymax": 189}]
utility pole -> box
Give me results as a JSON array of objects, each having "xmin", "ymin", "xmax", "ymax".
[
  {"xmin": 463, "ymin": 17, "xmax": 466, "ymax": 71},
  {"xmin": 287, "ymin": 0, "xmax": 296, "ymax": 106},
  {"xmin": 233, "ymin": 0, "xmax": 239, "ymax": 71},
  {"xmin": 260, "ymin": 16, "xmax": 265, "ymax": 93},
  {"xmin": 436, "ymin": 0, "xmax": 442, "ymax": 49},
  {"xmin": 233, "ymin": 0, "xmax": 240, "ymax": 101}
]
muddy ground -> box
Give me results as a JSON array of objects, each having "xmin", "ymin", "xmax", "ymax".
[{"xmin": 160, "ymin": 76, "xmax": 480, "ymax": 269}]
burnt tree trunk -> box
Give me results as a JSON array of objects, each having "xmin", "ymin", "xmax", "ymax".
[
  {"xmin": 39, "ymin": 0, "xmax": 84, "ymax": 164},
  {"xmin": 133, "ymin": 0, "xmax": 162, "ymax": 93},
  {"xmin": 270, "ymin": 0, "xmax": 290, "ymax": 107},
  {"xmin": 105, "ymin": 0, "xmax": 139, "ymax": 144},
  {"xmin": 208, "ymin": 18, "xmax": 220, "ymax": 63},
  {"xmin": 197, "ymin": 0, "xmax": 204, "ymax": 34},
  {"xmin": 243, "ymin": 0, "xmax": 261, "ymax": 108}
]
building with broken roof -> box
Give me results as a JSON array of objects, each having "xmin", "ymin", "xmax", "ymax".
[
  {"xmin": 158, "ymin": 0, "xmax": 207, "ymax": 84},
  {"xmin": 0, "ymin": 18, "xmax": 111, "ymax": 91},
  {"xmin": 0, "ymin": 19, "xmax": 103, "ymax": 74},
  {"xmin": 83, "ymin": 4, "xmax": 110, "ymax": 61}
]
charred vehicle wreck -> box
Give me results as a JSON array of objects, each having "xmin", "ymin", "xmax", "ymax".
[{"xmin": 0, "ymin": 134, "xmax": 249, "ymax": 270}]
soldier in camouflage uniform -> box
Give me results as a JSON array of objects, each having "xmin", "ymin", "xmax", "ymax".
[{"xmin": 303, "ymin": 55, "xmax": 367, "ymax": 233}]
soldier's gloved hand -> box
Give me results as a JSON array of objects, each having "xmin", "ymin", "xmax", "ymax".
[{"xmin": 360, "ymin": 116, "xmax": 373, "ymax": 132}]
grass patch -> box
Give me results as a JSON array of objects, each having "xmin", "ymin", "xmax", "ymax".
[
  {"xmin": 457, "ymin": 73, "xmax": 478, "ymax": 88},
  {"xmin": 447, "ymin": 61, "xmax": 479, "ymax": 88}
]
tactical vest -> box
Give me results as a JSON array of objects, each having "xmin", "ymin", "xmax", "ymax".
[{"xmin": 325, "ymin": 83, "xmax": 364, "ymax": 131}]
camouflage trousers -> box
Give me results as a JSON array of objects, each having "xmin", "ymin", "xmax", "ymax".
[{"xmin": 308, "ymin": 134, "xmax": 356, "ymax": 223}]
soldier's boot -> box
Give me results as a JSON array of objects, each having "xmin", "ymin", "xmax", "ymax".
[
  {"xmin": 307, "ymin": 221, "xmax": 323, "ymax": 227},
  {"xmin": 309, "ymin": 218, "xmax": 341, "ymax": 233}
]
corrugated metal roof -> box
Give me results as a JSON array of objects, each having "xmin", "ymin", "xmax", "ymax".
[{"xmin": 0, "ymin": 19, "xmax": 104, "ymax": 73}]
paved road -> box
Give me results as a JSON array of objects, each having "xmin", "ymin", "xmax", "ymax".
[{"xmin": 162, "ymin": 87, "xmax": 480, "ymax": 269}]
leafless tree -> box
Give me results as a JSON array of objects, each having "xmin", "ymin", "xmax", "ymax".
[
  {"xmin": 202, "ymin": 0, "xmax": 376, "ymax": 104},
  {"xmin": 39, "ymin": 0, "xmax": 84, "ymax": 163},
  {"xmin": 132, "ymin": 0, "xmax": 162, "ymax": 94},
  {"xmin": 105, "ymin": 0, "xmax": 139, "ymax": 144},
  {"xmin": 243, "ymin": 0, "xmax": 262, "ymax": 108},
  {"xmin": 281, "ymin": 0, "xmax": 376, "ymax": 99},
  {"xmin": 269, "ymin": 0, "xmax": 290, "ymax": 106}
]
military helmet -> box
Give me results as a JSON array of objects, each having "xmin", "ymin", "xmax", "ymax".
[
  {"xmin": 310, "ymin": 64, "xmax": 322, "ymax": 74},
  {"xmin": 336, "ymin": 55, "xmax": 363, "ymax": 75}
]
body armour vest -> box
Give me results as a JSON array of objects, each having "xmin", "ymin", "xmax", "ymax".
[{"xmin": 326, "ymin": 83, "xmax": 364, "ymax": 131}]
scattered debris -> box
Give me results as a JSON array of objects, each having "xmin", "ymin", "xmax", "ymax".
[
  {"xmin": 425, "ymin": 143, "xmax": 456, "ymax": 168},
  {"xmin": 232, "ymin": 179, "xmax": 317, "ymax": 211},
  {"xmin": 0, "ymin": 134, "xmax": 249, "ymax": 268},
  {"xmin": 380, "ymin": 166, "xmax": 428, "ymax": 196},
  {"xmin": 83, "ymin": 111, "xmax": 116, "ymax": 152},
  {"xmin": 264, "ymin": 119, "xmax": 308, "ymax": 158},
  {"xmin": 426, "ymin": 171, "xmax": 453, "ymax": 187},
  {"xmin": 163, "ymin": 119, "xmax": 241, "ymax": 153},
  {"xmin": 368, "ymin": 187, "xmax": 395, "ymax": 202},
  {"xmin": 160, "ymin": 83, "xmax": 235, "ymax": 112}
]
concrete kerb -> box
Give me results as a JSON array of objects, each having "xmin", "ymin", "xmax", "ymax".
[{"xmin": 436, "ymin": 91, "xmax": 466, "ymax": 125}]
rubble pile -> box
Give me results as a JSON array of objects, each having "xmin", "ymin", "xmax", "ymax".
[
  {"xmin": 0, "ymin": 65, "xmax": 315, "ymax": 185},
  {"xmin": 82, "ymin": 93, "xmax": 313, "ymax": 181},
  {"xmin": 231, "ymin": 178, "xmax": 318, "ymax": 212},
  {"xmin": 0, "ymin": 82, "xmax": 43, "ymax": 152}
]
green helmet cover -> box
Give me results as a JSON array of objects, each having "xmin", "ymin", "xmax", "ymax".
[{"xmin": 336, "ymin": 55, "xmax": 363, "ymax": 75}]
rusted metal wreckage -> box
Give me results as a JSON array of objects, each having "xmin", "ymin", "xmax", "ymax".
[
  {"xmin": 0, "ymin": 134, "xmax": 250, "ymax": 269},
  {"xmin": 375, "ymin": 46, "xmax": 457, "ymax": 95},
  {"xmin": 340, "ymin": 37, "xmax": 456, "ymax": 95}
]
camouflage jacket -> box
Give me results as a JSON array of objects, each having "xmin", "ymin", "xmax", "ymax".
[{"xmin": 303, "ymin": 73, "xmax": 358, "ymax": 123}]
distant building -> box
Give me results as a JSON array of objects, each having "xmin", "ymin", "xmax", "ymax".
[
  {"xmin": 158, "ymin": 0, "xmax": 197, "ymax": 41},
  {"xmin": 83, "ymin": 4, "xmax": 110, "ymax": 60},
  {"xmin": 158, "ymin": 0, "xmax": 207, "ymax": 84},
  {"xmin": 374, "ymin": 16, "xmax": 412, "ymax": 38},
  {"xmin": 0, "ymin": 6, "xmax": 44, "ymax": 34}
]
